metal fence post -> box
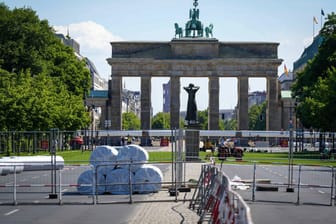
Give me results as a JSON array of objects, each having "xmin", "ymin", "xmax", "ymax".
[
  {"xmin": 13, "ymin": 165, "xmax": 17, "ymax": 205},
  {"xmin": 59, "ymin": 169, "xmax": 62, "ymax": 205},
  {"xmin": 334, "ymin": 166, "xmax": 336, "ymax": 206},
  {"xmin": 252, "ymin": 162, "xmax": 256, "ymax": 202},
  {"xmin": 331, "ymin": 166, "xmax": 335, "ymax": 206},
  {"xmin": 93, "ymin": 166, "xmax": 97, "ymax": 205},
  {"xmin": 297, "ymin": 165, "xmax": 302, "ymax": 205},
  {"xmin": 129, "ymin": 162, "xmax": 133, "ymax": 204}
]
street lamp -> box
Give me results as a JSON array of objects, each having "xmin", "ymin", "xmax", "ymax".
[{"xmin": 90, "ymin": 104, "xmax": 95, "ymax": 151}]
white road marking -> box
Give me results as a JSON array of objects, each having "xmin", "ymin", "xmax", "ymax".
[
  {"xmin": 318, "ymin": 190, "xmax": 325, "ymax": 194},
  {"xmin": 62, "ymin": 189, "xmax": 68, "ymax": 192},
  {"xmin": 4, "ymin": 209, "xmax": 19, "ymax": 216}
]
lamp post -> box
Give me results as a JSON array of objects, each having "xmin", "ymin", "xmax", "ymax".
[{"xmin": 90, "ymin": 105, "xmax": 95, "ymax": 151}]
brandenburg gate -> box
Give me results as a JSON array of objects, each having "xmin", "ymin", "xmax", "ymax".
[{"xmin": 106, "ymin": 0, "xmax": 282, "ymax": 132}]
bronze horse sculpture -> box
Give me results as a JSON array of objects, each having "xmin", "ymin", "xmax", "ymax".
[
  {"xmin": 205, "ymin": 24, "xmax": 213, "ymax": 38},
  {"xmin": 174, "ymin": 23, "xmax": 183, "ymax": 38}
]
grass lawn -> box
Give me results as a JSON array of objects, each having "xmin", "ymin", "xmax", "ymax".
[{"xmin": 2, "ymin": 150, "xmax": 336, "ymax": 166}]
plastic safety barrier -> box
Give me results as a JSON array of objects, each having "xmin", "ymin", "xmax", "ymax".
[{"xmin": 190, "ymin": 164, "xmax": 253, "ymax": 224}]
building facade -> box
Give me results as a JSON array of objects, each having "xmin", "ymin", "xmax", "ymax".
[{"xmin": 162, "ymin": 81, "xmax": 171, "ymax": 113}]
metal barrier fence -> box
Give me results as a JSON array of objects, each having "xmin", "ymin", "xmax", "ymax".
[
  {"xmin": 221, "ymin": 163, "xmax": 336, "ymax": 207},
  {"xmin": 1, "ymin": 129, "xmax": 336, "ymax": 154},
  {"xmin": 190, "ymin": 164, "xmax": 254, "ymax": 224},
  {"xmin": 0, "ymin": 161, "xmax": 201, "ymax": 206}
]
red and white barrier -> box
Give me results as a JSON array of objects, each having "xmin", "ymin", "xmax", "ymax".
[{"xmin": 192, "ymin": 165, "xmax": 253, "ymax": 224}]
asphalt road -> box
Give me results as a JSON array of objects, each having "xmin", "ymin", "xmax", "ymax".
[
  {"xmin": 0, "ymin": 163, "xmax": 335, "ymax": 224},
  {"xmin": 220, "ymin": 164, "xmax": 336, "ymax": 224}
]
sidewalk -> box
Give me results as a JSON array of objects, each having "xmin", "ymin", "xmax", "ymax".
[{"xmin": 127, "ymin": 162, "xmax": 203, "ymax": 224}]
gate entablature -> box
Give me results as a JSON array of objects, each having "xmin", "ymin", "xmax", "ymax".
[
  {"xmin": 109, "ymin": 40, "xmax": 279, "ymax": 60},
  {"xmin": 108, "ymin": 40, "xmax": 281, "ymax": 78}
]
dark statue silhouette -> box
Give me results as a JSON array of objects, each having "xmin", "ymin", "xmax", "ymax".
[{"xmin": 184, "ymin": 83, "xmax": 200, "ymax": 125}]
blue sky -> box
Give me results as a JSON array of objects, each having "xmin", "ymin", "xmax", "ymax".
[{"xmin": 3, "ymin": 0, "xmax": 335, "ymax": 114}]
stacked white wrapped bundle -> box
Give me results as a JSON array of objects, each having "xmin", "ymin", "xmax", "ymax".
[
  {"xmin": 89, "ymin": 145, "xmax": 118, "ymax": 175},
  {"xmin": 77, "ymin": 144, "xmax": 163, "ymax": 195},
  {"xmin": 133, "ymin": 164, "xmax": 163, "ymax": 194},
  {"xmin": 116, "ymin": 144, "xmax": 149, "ymax": 172},
  {"xmin": 77, "ymin": 169, "xmax": 106, "ymax": 195},
  {"xmin": 106, "ymin": 168, "xmax": 134, "ymax": 195}
]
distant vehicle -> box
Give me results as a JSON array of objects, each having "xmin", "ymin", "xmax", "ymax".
[
  {"xmin": 314, "ymin": 141, "xmax": 332, "ymax": 148},
  {"xmin": 70, "ymin": 136, "xmax": 83, "ymax": 149},
  {"xmin": 217, "ymin": 138, "xmax": 243, "ymax": 160},
  {"xmin": 200, "ymin": 138, "xmax": 215, "ymax": 152}
]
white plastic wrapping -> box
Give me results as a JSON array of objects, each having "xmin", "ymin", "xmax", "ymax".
[
  {"xmin": 0, "ymin": 158, "xmax": 24, "ymax": 175},
  {"xmin": 77, "ymin": 169, "xmax": 106, "ymax": 195},
  {"xmin": 0, "ymin": 155, "xmax": 64, "ymax": 175},
  {"xmin": 133, "ymin": 164, "xmax": 163, "ymax": 194},
  {"xmin": 105, "ymin": 168, "xmax": 134, "ymax": 195},
  {"xmin": 89, "ymin": 145, "xmax": 118, "ymax": 167},
  {"xmin": 116, "ymin": 145, "xmax": 149, "ymax": 172},
  {"xmin": 15, "ymin": 155, "xmax": 64, "ymax": 171}
]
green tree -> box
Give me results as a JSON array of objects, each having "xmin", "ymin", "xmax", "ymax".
[
  {"xmin": 0, "ymin": 3, "xmax": 91, "ymax": 131},
  {"xmin": 151, "ymin": 112, "xmax": 170, "ymax": 129},
  {"xmin": 248, "ymin": 102, "xmax": 266, "ymax": 130},
  {"xmin": 292, "ymin": 12, "xmax": 336, "ymax": 131},
  {"xmin": 122, "ymin": 112, "xmax": 140, "ymax": 130},
  {"xmin": 197, "ymin": 109, "xmax": 208, "ymax": 130},
  {"xmin": 223, "ymin": 119, "xmax": 237, "ymax": 130}
]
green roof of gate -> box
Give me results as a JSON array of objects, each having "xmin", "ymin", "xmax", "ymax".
[
  {"xmin": 281, "ymin": 90, "xmax": 292, "ymax": 99},
  {"xmin": 89, "ymin": 90, "xmax": 108, "ymax": 98}
]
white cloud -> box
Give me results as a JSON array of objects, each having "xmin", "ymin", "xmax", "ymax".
[{"xmin": 54, "ymin": 21, "xmax": 123, "ymax": 79}]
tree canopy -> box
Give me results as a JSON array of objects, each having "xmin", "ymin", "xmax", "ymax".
[
  {"xmin": 248, "ymin": 102, "xmax": 266, "ymax": 130},
  {"xmin": 292, "ymin": 12, "xmax": 336, "ymax": 131},
  {"xmin": 122, "ymin": 112, "xmax": 140, "ymax": 130},
  {"xmin": 0, "ymin": 3, "xmax": 91, "ymax": 131},
  {"xmin": 151, "ymin": 112, "xmax": 170, "ymax": 129}
]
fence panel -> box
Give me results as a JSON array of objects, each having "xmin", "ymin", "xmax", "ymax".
[
  {"xmin": 0, "ymin": 163, "xmax": 63, "ymax": 204},
  {"xmin": 59, "ymin": 165, "xmax": 95, "ymax": 205},
  {"xmin": 297, "ymin": 166, "xmax": 334, "ymax": 206},
  {"xmin": 0, "ymin": 164, "xmax": 15, "ymax": 204},
  {"xmin": 252, "ymin": 164, "xmax": 298, "ymax": 204}
]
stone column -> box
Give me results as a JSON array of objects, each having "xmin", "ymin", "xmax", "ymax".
[
  {"xmin": 109, "ymin": 77, "xmax": 122, "ymax": 145},
  {"xmin": 238, "ymin": 77, "xmax": 249, "ymax": 130},
  {"xmin": 100, "ymin": 104, "xmax": 107, "ymax": 129},
  {"xmin": 170, "ymin": 76, "xmax": 180, "ymax": 129},
  {"xmin": 208, "ymin": 76, "xmax": 219, "ymax": 130},
  {"xmin": 185, "ymin": 129, "xmax": 200, "ymax": 161},
  {"xmin": 110, "ymin": 77, "xmax": 122, "ymax": 130},
  {"xmin": 141, "ymin": 76, "xmax": 152, "ymax": 146},
  {"xmin": 267, "ymin": 77, "xmax": 281, "ymax": 130}
]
